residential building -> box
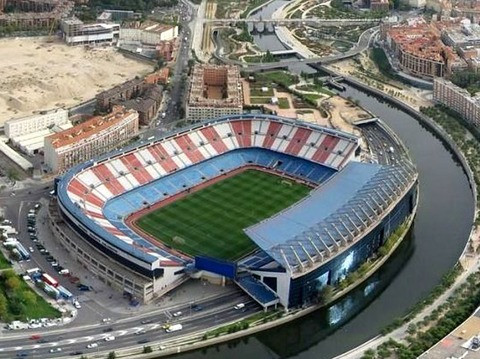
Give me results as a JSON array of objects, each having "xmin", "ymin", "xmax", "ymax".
[
  {"xmin": 95, "ymin": 78, "xmax": 145, "ymax": 112},
  {"xmin": 118, "ymin": 85, "xmax": 163, "ymax": 125},
  {"xmin": 44, "ymin": 106, "xmax": 139, "ymax": 173},
  {"xmin": 186, "ymin": 64, "xmax": 243, "ymax": 121},
  {"xmin": 0, "ymin": 0, "xmax": 73, "ymax": 29},
  {"xmin": 60, "ymin": 17, "xmax": 120, "ymax": 45},
  {"xmin": 433, "ymin": 77, "xmax": 480, "ymax": 126},
  {"xmin": 5, "ymin": 108, "xmax": 69, "ymax": 139},
  {"xmin": 384, "ymin": 22, "xmax": 462, "ymax": 78}
]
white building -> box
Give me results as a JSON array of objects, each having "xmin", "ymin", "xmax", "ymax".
[
  {"xmin": 433, "ymin": 77, "xmax": 480, "ymax": 127},
  {"xmin": 119, "ymin": 24, "xmax": 178, "ymax": 45},
  {"xmin": 4, "ymin": 108, "xmax": 69, "ymax": 139},
  {"xmin": 60, "ymin": 18, "xmax": 120, "ymax": 46}
]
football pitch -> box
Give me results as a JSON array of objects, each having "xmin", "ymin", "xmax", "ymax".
[{"xmin": 135, "ymin": 169, "xmax": 311, "ymax": 260}]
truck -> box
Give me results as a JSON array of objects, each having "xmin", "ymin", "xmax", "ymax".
[
  {"xmin": 165, "ymin": 324, "xmax": 183, "ymax": 333},
  {"xmin": 42, "ymin": 273, "xmax": 59, "ymax": 287},
  {"xmin": 1, "ymin": 227, "xmax": 17, "ymax": 238}
]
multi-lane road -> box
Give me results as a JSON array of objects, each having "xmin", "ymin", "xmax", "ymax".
[{"xmin": 0, "ymin": 292, "xmax": 257, "ymax": 358}]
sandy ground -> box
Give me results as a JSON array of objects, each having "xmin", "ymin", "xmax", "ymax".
[
  {"xmin": 0, "ymin": 37, "xmax": 153, "ymax": 125},
  {"xmin": 324, "ymin": 95, "xmax": 371, "ymax": 135}
]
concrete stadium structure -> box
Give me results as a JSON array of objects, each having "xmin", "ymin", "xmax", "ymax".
[{"xmin": 54, "ymin": 114, "xmax": 418, "ymax": 307}]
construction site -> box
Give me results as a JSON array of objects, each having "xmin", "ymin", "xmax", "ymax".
[{"xmin": 0, "ymin": 36, "xmax": 153, "ymax": 125}]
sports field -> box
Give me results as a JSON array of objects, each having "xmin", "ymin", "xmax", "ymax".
[{"xmin": 136, "ymin": 169, "xmax": 311, "ymax": 260}]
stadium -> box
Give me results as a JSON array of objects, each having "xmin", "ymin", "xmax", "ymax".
[{"xmin": 54, "ymin": 114, "xmax": 418, "ymax": 309}]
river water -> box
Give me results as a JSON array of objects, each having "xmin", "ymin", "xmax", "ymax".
[{"xmin": 169, "ymin": 4, "xmax": 474, "ymax": 358}]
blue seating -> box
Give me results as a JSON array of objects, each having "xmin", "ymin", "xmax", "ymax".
[
  {"xmin": 236, "ymin": 275, "xmax": 278, "ymax": 305},
  {"xmin": 102, "ymin": 148, "xmax": 337, "ymax": 251}
]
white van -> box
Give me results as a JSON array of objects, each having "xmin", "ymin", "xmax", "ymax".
[{"xmin": 165, "ymin": 324, "xmax": 182, "ymax": 333}]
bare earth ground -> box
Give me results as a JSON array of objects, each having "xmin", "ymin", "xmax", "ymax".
[{"xmin": 0, "ymin": 37, "xmax": 153, "ymax": 124}]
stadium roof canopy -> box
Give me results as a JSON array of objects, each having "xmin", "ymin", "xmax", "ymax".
[{"xmin": 244, "ymin": 161, "xmax": 414, "ymax": 271}]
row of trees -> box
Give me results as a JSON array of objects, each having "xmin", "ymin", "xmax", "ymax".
[{"xmin": 0, "ymin": 270, "xmax": 37, "ymax": 322}]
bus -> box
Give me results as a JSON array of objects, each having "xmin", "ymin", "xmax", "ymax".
[
  {"xmin": 15, "ymin": 243, "xmax": 30, "ymax": 261},
  {"xmin": 42, "ymin": 273, "xmax": 58, "ymax": 287}
]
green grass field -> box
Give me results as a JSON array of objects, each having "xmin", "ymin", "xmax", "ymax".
[{"xmin": 136, "ymin": 170, "xmax": 311, "ymax": 260}]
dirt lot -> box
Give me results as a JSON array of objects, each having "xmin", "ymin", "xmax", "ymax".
[{"xmin": 0, "ymin": 37, "xmax": 153, "ymax": 125}]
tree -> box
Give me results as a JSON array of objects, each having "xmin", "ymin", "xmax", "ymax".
[
  {"xmin": 143, "ymin": 346, "xmax": 153, "ymax": 353},
  {"xmin": 318, "ymin": 285, "xmax": 334, "ymax": 305},
  {"xmin": 0, "ymin": 293, "xmax": 8, "ymax": 320},
  {"xmin": 155, "ymin": 56, "xmax": 166, "ymax": 70},
  {"xmin": 5, "ymin": 276, "xmax": 21, "ymax": 291},
  {"xmin": 108, "ymin": 352, "xmax": 116, "ymax": 359},
  {"xmin": 21, "ymin": 290, "xmax": 37, "ymax": 306}
]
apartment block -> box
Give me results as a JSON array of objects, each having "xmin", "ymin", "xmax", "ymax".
[
  {"xmin": 385, "ymin": 23, "xmax": 462, "ymax": 78},
  {"xmin": 5, "ymin": 108, "xmax": 69, "ymax": 139},
  {"xmin": 0, "ymin": 0, "xmax": 73, "ymax": 29},
  {"xmin": 44, "ymin": 106, "xmax": 139, "ymax": 173},
  {"xmin": 433, "ymin": 77, "xmax": 480, "ymax": 126},
  {"xmin": 186, "ymin": 64, "xmax": 243, "ymax": 121}
]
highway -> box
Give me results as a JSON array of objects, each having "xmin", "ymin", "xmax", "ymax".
[{"xmin": 0, "ymin": 290, "xmax": 257, "ymax": 358}]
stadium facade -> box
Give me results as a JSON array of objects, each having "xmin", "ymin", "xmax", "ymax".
[{"xmin": 54, "ymin": 114, "xmax": 418, "ymax": 308}]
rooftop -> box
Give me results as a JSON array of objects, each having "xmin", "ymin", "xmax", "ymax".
[
  {"xmin": 46, "ymin": 106, "xmax": 136, "ymax": 149},
  {"xmin": 187, "ymin": 64, "xmax": 242, "ymax": 109},
  {"xmin": 244, "ymin": 161, "xmax": 416, "ymax": 272}
]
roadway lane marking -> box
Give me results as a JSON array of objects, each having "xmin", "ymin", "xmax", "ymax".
[
  {"xmin": 82, "ymin": 336, "xmax": 94, "ymax": 342},
  {"xmin": 150, "ymin": 324, "xmax": 160, "ymax": 330},
  {"xmin": 116, "ymin": 330, "xmax": 128, "ymax": 336}
]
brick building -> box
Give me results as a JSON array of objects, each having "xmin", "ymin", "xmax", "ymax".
[
  {"xmin": 186, "ymin": 64, "xmax": 243, "ymax": 121},
  {"xmin": 44, "ymin": 106, "xmax": 139, "ymax": 173}
]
